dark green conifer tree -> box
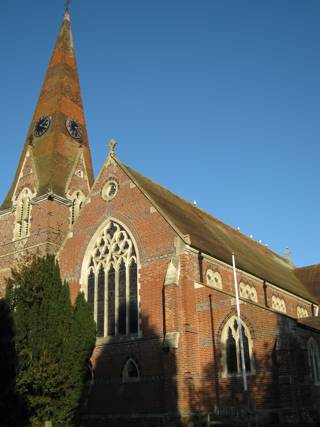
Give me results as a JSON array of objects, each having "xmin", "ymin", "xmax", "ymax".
[{"xmin": 5, "ymin": 255, "xmax": 96, "ymax": 426}]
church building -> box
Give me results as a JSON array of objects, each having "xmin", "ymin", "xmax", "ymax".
[{"xmin": 1, "ymin": 7, "xmax": 319, "ymax": 426}]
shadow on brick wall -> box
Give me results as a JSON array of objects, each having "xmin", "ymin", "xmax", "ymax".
[
  {"xmin": 82, "ymin": 312, "xmax": 179, "ymax": 427},
  {"xmin": 185, "ymin": 298, "xmax": 320, "ymax": 426}
]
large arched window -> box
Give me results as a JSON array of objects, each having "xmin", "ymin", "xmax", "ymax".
[
  {"xmin": 85, "ymin": 220, "xmax": 139, "ymax": 338},
  {"xmin": 14, "ymin": 188, "xmax": 32, "ymax": 239},
  {"xmin": 221, "ymin": 316, "xmax": 253, "ymax": 377},
  {"xmin": 307, "ymin": 338, "xmax": 320, "ymax": 385}
]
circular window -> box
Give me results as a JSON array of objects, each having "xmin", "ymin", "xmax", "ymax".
[{"xmin": 102, "ymin": 180, "xmax": 118, "ymax": 201}]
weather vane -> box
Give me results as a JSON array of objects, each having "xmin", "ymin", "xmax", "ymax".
[{"xmin": 66, "ymin": 0, "xmax": 71, "ymax": 11}]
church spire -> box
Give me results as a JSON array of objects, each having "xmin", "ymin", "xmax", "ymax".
[{"xmin": 1, "ymin": 5, "xmax": 94, "ymax": 209}]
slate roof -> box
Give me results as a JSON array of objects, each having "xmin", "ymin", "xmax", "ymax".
[
  {"xmin": 295, "ymin": 264, "xmax": 320, "ymax": 303},
  {"xmin": 120, "ymin": 161, "xmax": 318, "ymax": 304},
  {"xmin": 298, "ymin": 316, "xmax": 320, "ymax": 332}
]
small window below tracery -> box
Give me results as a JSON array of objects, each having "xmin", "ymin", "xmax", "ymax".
[
  {"xmin": 122, "ymin": 358, "xmax": 140, "ymax": 383},
  {"xmin": 70, "ymin": 190, "xmax": 85, "ymax": 225},
  {"xmin": 239, "ymin": 282, "xmax": 258, "ymax": 303},
  {"xmin": 271, "ymin": 295, "xmax": 286, "ymax": 313},
  {"xmin": 297, "ymin": 306, "xmax": 309, "ymax": 319},
  {"xmin": 13, "ymin": 188, "xmax": 32, "ymax": 240},
  {"xmin": 206, "ymin": 269, "xmax": 222, "ymax": 289}
]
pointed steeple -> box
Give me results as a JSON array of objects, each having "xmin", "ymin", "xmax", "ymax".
[{"xmin": 1, "ymin": 6, "xmax": 94, "ymax": 209}]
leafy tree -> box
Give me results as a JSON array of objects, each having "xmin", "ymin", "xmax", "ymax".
[{"xmin": 5, "ymin": 255, "xmax": 96, "ymax": 426}]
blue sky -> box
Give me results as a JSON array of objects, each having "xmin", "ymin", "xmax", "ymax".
[{"xmin": 1, "ymin": 0, "xmax": 319, "ymax": 267}]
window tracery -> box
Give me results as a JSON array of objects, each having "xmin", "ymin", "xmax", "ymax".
[
  {"xmin": 221, "ymin": 316, "xmax": 253, "ymax": 377},
  {"xmin": 14, "ymin": 188, "xmax": 32, "ymax": 239},
  {"xmin": 297, "ymin": 306, "xmax": 309, "ymax": 319},
  {"xmin": 206, "ymin": 269, "xmax": 222, "ymax": 289},
  {"xmin": 307, "ymin": 338, "xmax": 320, "ymax": 385},
  {"xmin": 271, "ymin": 295, "xmax": 286, "ymax": 313},
  {"xmin": 70, "ymin": 190, "xmax": 85, "ymax": 224},
  {"xmin": 86, "ymin": 220, "xmax": 139, "ymax": 337},
  {"xmin": 239, "ymin": 282, "xmax": 258, "ymax": 303}
]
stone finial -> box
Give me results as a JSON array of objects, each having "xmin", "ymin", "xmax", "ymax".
[
  {"xmin": 284, "ymin": 247, "xmax": 294, "ymax": 266},
  {"xmin": 108, "ymin": 139, "xmax": 117, "ymax": 157}
]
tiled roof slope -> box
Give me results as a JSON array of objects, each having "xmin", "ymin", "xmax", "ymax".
[
  {"xmin": 298, "ymin": 316, "xmax": 320, "ymax": 332},
  {"xmin": 295, "ymin": 264, "xmax": 320, "ymax": 303},
  {"xmin": 121, "ymin": 162, "xmax": 318, "ymax": 304},
  {"xmin": 1, "ymin": 9, "xmax": 94, "ymax": 209}
]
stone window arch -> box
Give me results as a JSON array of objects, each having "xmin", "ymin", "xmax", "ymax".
[
  {"xmin": 122, "ymin": 358, "xmax": 141, "ymax": 383},
  {"xmin": 85, "ymin": 220, "xmax": 139, "ymax": 338},
  {"xmin": 307, "ymin": 337, "xmax": 320, "ymax": 385},
  {"xmin": 14, "ymin": 188, "xmax": 32, "ymax": 239},
  {"xmin": 271, "ymin": 295, "xmax": 286, "ymax": 313},
  {"xmin": 221, "ymin": 316, "xmax": 254, "ymax": 377},
  {"xmin": 239, "ymin": 282, "xmax": 258, "ymax": 303},
  {"xmin": 70, "ymin": 190, "xmax": 85, "ymax": 225},
  {"xmin": 206, "ymin": 269, "xmax": 222, "ymax": 289}
]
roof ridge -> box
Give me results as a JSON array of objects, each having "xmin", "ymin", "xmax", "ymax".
[
  {"xmin": 295, "ymin": 263, "xmax": 320, "ymax": 271},
  {"xmin": 120, "ymin": 161, "xmax": 293, "ymax": 268}
]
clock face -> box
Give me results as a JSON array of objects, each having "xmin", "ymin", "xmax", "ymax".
[
  {"xmin": 33, "ymin": 116, "xmax": 51, "ymax": 137},
  {"xmin": 66, "ymin": 118, "xmax": 82, "ymax": 139}
]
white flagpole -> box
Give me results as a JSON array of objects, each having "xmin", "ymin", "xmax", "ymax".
[{"xmin": 232, "ymin": 252, "xmax": 248, "ymax": 392}]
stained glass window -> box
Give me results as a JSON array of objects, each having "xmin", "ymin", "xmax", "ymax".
[
  {"xmin": 85, "ymin": 220, "xmax": 139, "ymax": 338},
  {"xmin": 222, "ymin": 316, "xmax": 253, "ymax": 376},
  {"xmin": 226, "ymin": 327, "xmax": 237, "ymax": 374},
  {"xmin": 118, "ymin": 260, "xmax": 126, "ymax": 335},
  {"xmin": 108, "ymin": 265, "xmax": 115, "ymax": 336},
  {"xmin": 87, "ymin": 270, "xmax": 95, "ymax": 309},
  {"xmin": 97, "ymin": 265, "xmax": 105, "ymax": 337},
  {"xmin": 129, "ymin": 261, "xmax": 138, "ymax": 334}
]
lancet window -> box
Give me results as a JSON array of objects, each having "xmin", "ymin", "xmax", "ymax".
[
  {"xmin": 122, "ymin": 358, "xmax": 141, "ymax": 383},
  {"xmin": 70, "ymin": 190, "xmax": 85, "ymax": 225},
  {"xmin": 86, "ymin": 220, "xmax": 139, "ymax": 337},
  {"xmin": 307, "ymin": 338, "xmax": 320, "ymax": 384},
  {"xmin": 14, "ymin": 188, "xmax": 32, "ymax": 239},
  {"xmin": 221, "ymin": 316, "xmax": 253, "ymax": 376}
]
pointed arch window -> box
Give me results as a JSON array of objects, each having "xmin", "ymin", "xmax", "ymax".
[
  {"xmin": 122, "ymin": 358, "xmax": 140, "ymax": 383},
  {"xmin": 14, "ymin": 188, "xmax": 32, "ymax": 239},
  {"xmin": 307, "ymin": 338, "xmax": 320, "ymax": 385},
  {"xmin": 221, "ymin": 316, "xmax": 253, "ymax": 377},
  {"xmin": 85, "ymin": 220, "xmax": 139, "ymax": 338},
  {"xmin": 70, "ymin": 190, "xmax": 85, "ymax": 225}
]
